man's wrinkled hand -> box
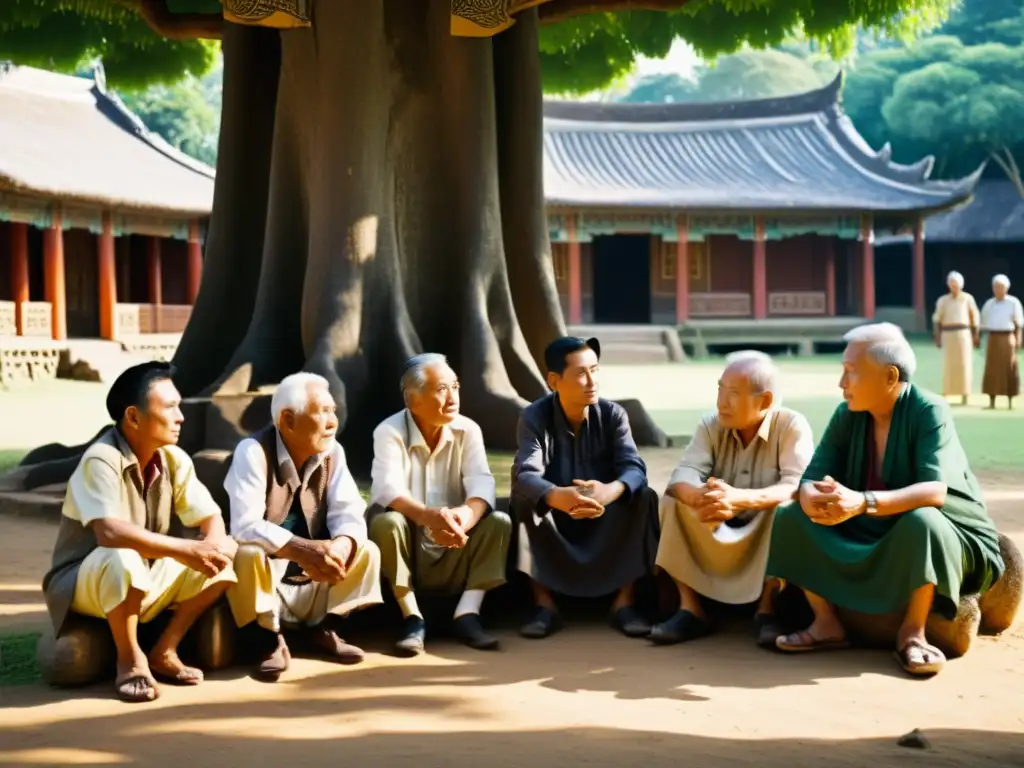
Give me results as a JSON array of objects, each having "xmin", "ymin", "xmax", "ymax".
[
  {"xmin": 287, "ymin": 538, "xmax": 347, "ymax": 584},
  {"xmin": 205, "ymin": 533, "xmax": 238, "ymax": 562},
  {"xmin": 429, "ymin": 507, "xmax": 468, "ymax": 548},
  {"xmin": 546, "ymin": 486, "xmax": 604, "ymax": 517},
  {"xmin": 572, "ymin": 479, "xmax": 622, "ymax": 507},
  {"xmin": 805, "ymin": 475, "xmax": 865, "ymax": 526},
  {"xmin": 180, "ymin": 539, "xmax": 233, "ymax": 578}
]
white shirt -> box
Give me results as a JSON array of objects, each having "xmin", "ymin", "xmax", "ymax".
[
  {"xmin": 370, "ymin": 410, "xmax": 496, "ymax": 512},
  {"xmin": 224, "ymin": 431, "xmax": 367, "ymax": 554},
  {"xmin": 981, "ymin": 295, "xmax": 1024, "ymax": 331}
]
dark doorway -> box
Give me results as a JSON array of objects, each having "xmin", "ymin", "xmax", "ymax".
[
  {"xmin": 591, "ymin": 234, "xmax": 651, "ymax": 324},
  {"xmin": 64, "ymin": 229, "xmax": 99, "ymax": 338},
  {"xmin": 874, "ymin": 244, "xmax": 912, "ymax": 307}
]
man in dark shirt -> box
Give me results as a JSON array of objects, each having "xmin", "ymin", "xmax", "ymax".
[{"xmin": 511, "ymin": 336, "xmax": 660, "ymax": 639}]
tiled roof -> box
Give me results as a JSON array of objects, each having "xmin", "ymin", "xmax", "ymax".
[
  {"xmin": 542, "ymin": 74, "xmax": 981, "ymax": 214},
  {"xmin": 0, "ymin": 65, "xmax": 214, "ymax": 216}
]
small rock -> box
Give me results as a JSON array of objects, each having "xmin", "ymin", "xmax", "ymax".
[{"xmin": 897, "ymin": 729, "xmax": 931, "ymax": 750}]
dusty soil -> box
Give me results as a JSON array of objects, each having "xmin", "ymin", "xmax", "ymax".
[{"xmin": 1, "ymin": 471, "xmax": 1022, "ymax": 767}]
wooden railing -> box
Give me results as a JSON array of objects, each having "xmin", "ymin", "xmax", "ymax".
[
  {"xmin": 691, "ymin": 292, "xmax": 752, "ymax": 318},
  {"xmin": 115, "ymin": 303, "xmax": 192, "ymax": 337},
  {"xmin": 768, "ymin": 291, "xmax": 827, "ymax": 316}
]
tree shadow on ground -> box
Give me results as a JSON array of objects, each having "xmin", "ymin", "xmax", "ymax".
[{"xmin": 0, "ymin": 715, "xmax": 1020, "ymax": 768}]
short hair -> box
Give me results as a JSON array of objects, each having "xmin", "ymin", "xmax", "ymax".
[
  {"xmin": 946, "ymin": 271, "xmax": 964, "ymax": 289},
  {"xmin": 723, "ymin": 350, "xmax": 778, "ymax": 395},
  {"xmin": 401, "ymin": 353, "xmax": 450, "ymax": 398},
  {"xmin": 993, "ymin": 273, "xmax": 1011, "ymax": 289},
  {"xmin": 271, "ymin": 372, "xmax": 331, "ymax": 428},
  {"xmin": 105, "ymin": 361, "xmax": 176, "ymax": 423},
  {"xmin": 842, "ymin": 322, "xmax": 917, "ymax": 382},
  {"xmin": 544, "ymin": 336, "xmax": 602, "ymax": 374}
]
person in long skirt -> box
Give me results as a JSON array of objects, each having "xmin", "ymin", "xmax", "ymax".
[
  {"xmin": 980, "ymin": 274, "xmax": 1024, "ymax": 409},
  {"xmin": 932, "ymin": 270, "xmax": 980, "ymax": 405}
]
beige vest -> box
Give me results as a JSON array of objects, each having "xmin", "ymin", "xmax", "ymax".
[
  {"xmin": 252, "ymin": 426, "xmax": 334, "ymax": 541},
  {"xmin": 42, "ymin": 428, "xmax": 191, "ymax": 634}
]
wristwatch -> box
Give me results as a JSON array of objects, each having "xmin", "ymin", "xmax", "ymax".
[{"xmin": 863, "ymin": 491, "xmax": 878, "ymax": 515}]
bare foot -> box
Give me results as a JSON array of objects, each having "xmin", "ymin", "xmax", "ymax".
[
  {"xmin": 148, "ymin": 647, "xmax": 204, "ymax": 686},
  {"xmin": 115, "ymin": 653, "xmax": 158, "ymax": 703},
  {"xmin": 776, "ymin": 616, "xmax": 849, "ymax": 652}
]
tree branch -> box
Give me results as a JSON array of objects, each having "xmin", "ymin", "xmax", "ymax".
[
  {"xmin": 118, "ymin": 0, "xmax": 224, "ymax": 40},
  {"xmin": 538, "ymin": 0, "xmax": 691, "ymax": 25},
  {"xmin": 989, "ymin": 145, "xmax": 1024, "ymax": 200}
]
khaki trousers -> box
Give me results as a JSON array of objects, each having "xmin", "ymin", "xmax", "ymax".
[
  {"xmin": 655, "ymin": 496, "xmax": 775, "ymax": 605},
  {"xmin": 71, "ymin": 546, "xmax": 237, "ymax": 623},
  {"xmin": 227, "ymin": 540, "xmax": 382, "ymax": 631},
  {"xmin": 369, "ymin": 509, "xmax": 511, "ymax": 597}
]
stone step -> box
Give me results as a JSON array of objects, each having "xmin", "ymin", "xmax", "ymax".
[
  {"xmin": 598, "ymin": 342, "xmax": 671, "ymax": 364},
  {"xmin": 0, "ymin": 488, "xmax": 63, "ymax": 520}
]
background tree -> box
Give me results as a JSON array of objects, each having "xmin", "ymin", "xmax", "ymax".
[{"xmin": 0, "ymin": 0, "xmax": 957, "ymax": 464}]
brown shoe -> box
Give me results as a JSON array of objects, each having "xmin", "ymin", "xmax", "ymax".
[
  {"xmin": 257, "ymin": 632, "xmax": 291, "ymax": 681},
  {"xmin": 308, "ymin": 625, "xmax": 365, "ymax": 665}
]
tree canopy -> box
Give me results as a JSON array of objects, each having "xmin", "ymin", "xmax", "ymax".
[{"xmin": 0, "ymin": 0, "xmax": 957, "ymax": 94}]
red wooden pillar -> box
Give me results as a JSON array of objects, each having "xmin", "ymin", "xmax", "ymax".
[
  {"xmin": 823, "ymin": 238, "xmax": 836, "ymax": 317},
  {"xmin": 675, "ymin": 216, "xmax": 690, "ymax": 323},
  {"xmin": 98, "ymin": 212, "xmax": 117, "ymax": 340},
  {"xmin": 9, "ymin": 222, "xmax": 29, "ymax": 335},
  {"xmin": 148, "ymin": 237, "xmax": 163, "ymax": 333},
  {"xmin": 566, "ymin": 215, "xmax": 582, "ymax": 325},
  {"xmin": 187, "ymin": 219, "xmax": 203, "ymax": 303},
  {"xmin": 752, "ymin": 217, "xmax": 767, "ymax": 319},
  {"xmin": 43, "ymin": 212, "xmax": 67, "ymax": 340},
  {"xmin": 861, "ymin": 214, "xmax": 875, "ymax": 319},
  {"xmin": 912, "ymin": 216, "xmax": 926, "ymax": 330}
]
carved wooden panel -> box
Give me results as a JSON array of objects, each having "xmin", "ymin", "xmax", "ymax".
[
  {"xmin": 158, "ymin": 305, "xmax": 192, "ymax": 334},
  {"xmin": 768, "ymin": 291, "xmax": 827, "ymax": 316},
  {"xmin": 21, "ymin": 302, "xmax": 52, "ymax": 337},
  {"xmin": 691, "ymin": 292, "xmax": 751, "ymax": 317},
  {"xmin": 0, "ymin": 302, "xmax": 16, "ymax": 336}
]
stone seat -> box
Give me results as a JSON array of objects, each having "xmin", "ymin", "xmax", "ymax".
[{"xmin": 37, "ymin": 599, "xmax": 236, "ymax": 688}]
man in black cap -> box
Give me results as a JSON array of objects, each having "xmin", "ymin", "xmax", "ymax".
[
  {"xmin": 511, "ymin": 336, "xmax": 660, "ymax": 639},
  {"xmin": 42, "ymin": 361, "xmax": 237, "ymax": 703}
]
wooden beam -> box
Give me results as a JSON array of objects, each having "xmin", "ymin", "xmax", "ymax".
[
  {"xmin": 823, "ymin": 238, "xmax": 836, "ymax": 317},
  {"xmin": 913, "ymin": 216, "xmax": 926, "ymax": 330},
  {"xmin": 566, "ymin": 215, "xmax": 582, "ymax": 325},
  {"xmin": 98, "ymin": 212, "xmax": 118, "ymax": 341},
  {"xmin": 752, "ymin": 217, "xmax": 767, "ymax": 319},
  {"xmin": 675, "ymin": 216, "xmax": 689, "ymax": 323},
  {"xmin": 43, "ymin": 214, "xmax": 66, "ymax": 341},
  {"xmin": 861, "ymin": 215, "xmax": 875, "ymax": 319},
  {"xmin": 9, "ymin": 222, "xmax": 29, "ymax": 335},
  {"xmin": 539, "ymin": 0, "xmax": 692, "ymax": 25},
  {"xmin": 187, "ymin": 220, "xmax": 203, "ymax": 304},
  {"xmin": 148, "ymin": 237, "xmax": 163, "ymax": 333}
]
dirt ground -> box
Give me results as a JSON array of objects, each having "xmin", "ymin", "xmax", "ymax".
[{"xmin": 1, "ymin": 470, "xmax": 1023, "ymax": 767}]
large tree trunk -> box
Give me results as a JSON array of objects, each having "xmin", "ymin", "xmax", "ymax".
[{"xmin": 172, "ymin": 0, "xmax": 562, "ymax": 458}]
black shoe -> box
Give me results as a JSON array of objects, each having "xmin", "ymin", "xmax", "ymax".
[
  {"xmin": 610, "ymin": 605, "xmax": 652, "ymax": 638},
  {"xmin": 753, "ymin": 613, "xmax": 784, "ymax": 648},
  {"xmin": 520, "ymin": 606, "xmax": 561, "ymax": 639},
  {"xmin": 648, "ymin": 609, "xmax": 713, "ymax": 645},
  {"xmin": 453, "ymin": 614, "xmax": 500, "ymax": 651},
  {"xmin": 395, "ymin": 616, "xmax": 426, "ymax": 656}
]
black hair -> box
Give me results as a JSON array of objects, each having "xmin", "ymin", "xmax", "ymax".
[
  {"xmin": 105, "ymin": 361, "xmax": 177, "ymax": 423},
  {"xmin": 543, "ymin": 336, "xmax": 602, "ymax": 375}
]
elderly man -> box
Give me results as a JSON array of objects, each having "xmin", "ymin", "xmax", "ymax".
[
  {"xmin": 768, "ymin": 323, "xmax": 1004, "ymax": 676},
  {"xmin": 43, "ymin": 361, "xmax": 237, "ymax": 703},
  {"xmin": 511, "ymin": 336, "xmax": 660, "ymax": 640},
  {"xmin": 651, "ymin": 351, "xmax": 814, "ymax": 646},
  {"xmin": 980, "ymin": 274, "xmax": 1024, "ymax": 409},
  {"xmin": 225, "ymin": 372, "xmax": 382, "ymax": 681},
  {"xmin": 369, "ymin": 354, "xmax": 510, "ymax": 655},
  {"xmin": 933, "ymin": 270, "xmax": 980, "ymax": 405}
]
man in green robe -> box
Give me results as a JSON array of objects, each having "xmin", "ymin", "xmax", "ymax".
[{"xmin": 767, "ymin": 323, "xmax": 1004, "ymax": 676}]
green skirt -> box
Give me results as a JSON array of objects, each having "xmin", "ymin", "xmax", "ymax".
[{"xmin": 766, "ymin": 503, "xmax": 1000, "ymax": 620}]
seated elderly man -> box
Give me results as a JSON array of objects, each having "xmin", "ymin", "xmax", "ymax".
[
  {"xmin": 651, "ymin": 351, "xmax": 814, "ymax": 646},
  {"xmin": 43, "ymin": 361, "xmax": 237, "ymax": 704},
  {"xmin": 511, "ymin": 336, "xmax": 660, "ymax": 639},
  {"xmin": 768, "ymin": 323, "xmax": 1005, "ymax": 676},
  {"xmin": 369, "ymin": 354, "xmax": 510, "ymax": 655},
  {"xmin": 225, "ymin": 372, "xmax": 382, "ymax": 681}
]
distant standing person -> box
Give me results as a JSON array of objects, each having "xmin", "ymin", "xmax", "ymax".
[
  {"xmin": 932, "ymin": 271, "xmax": 979, "ymax": 406},
  {"xmin": 980, "ymin": 274, "xmax": 1024, "ymax": 409}
]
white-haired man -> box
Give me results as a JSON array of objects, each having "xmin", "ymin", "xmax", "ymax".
[
  {"xmin": 369, "ymin": 354, "xmax": 510, "ymax": 655},
  {"xmin": 224, "ymin": 372, "xmax": 382, "ymax": 681},
  {"xmin": 932, "ymin": 270, "xmax": 980, "ymax": 405},
  {"xmin": 650, "ymin": 351, "xmax": 814, "ymax": 647},
  {"xmin": 980, "ymin": 274, "xmax": 1024, "ymax": 409},
  {"xmin": 768, "ymin": 323, "xmax": 1003, "ymax": 676}
]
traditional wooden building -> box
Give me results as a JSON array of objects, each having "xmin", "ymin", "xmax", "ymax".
[
  {"xmin": 543, "ymin": 75, "xmax": 982, "ymax": 350},
  {"xmin": 0, "ymin": 64, "xmax": 213, "ymax": 381}
]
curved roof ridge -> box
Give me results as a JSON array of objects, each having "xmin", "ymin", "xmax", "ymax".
[{"xmin": 543, "ymin": 72, "xmax": 844, "ymax": 124}]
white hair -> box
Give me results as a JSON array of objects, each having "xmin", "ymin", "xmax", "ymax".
[
  {"xmin": 271, "ymin": 372, "xmax": 331, "ymax": 427},
  {"xmin": 946, "ymin": 271, "xmax": 964, "ymax": 289},
  {"xmin": 993, "ymin": 273, "xmax": 1011, "ymax": 289},
  {"xmin": 723, "ymin": 350, "xmax": 779, "ymax": 395},
  {"xmin": 842, "ymin": 322, "xmax": 917, "ymax": 381},
  {"xmin": 401, "ymin": 353, "xmax": 450, "ymax": 400}
]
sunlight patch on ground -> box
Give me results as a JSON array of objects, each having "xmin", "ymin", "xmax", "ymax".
[{"xmin": 0, "ymin": 749, "xmax": 128, "ymax": 765}]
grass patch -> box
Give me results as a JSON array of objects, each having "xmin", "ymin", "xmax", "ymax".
[
  {"xmin": 0, "ymin": 449, "xmax": 26, "ymax": 474},
  {"xmin": 0, "ymin": 631, "xmax": 42, "ymax": 686}
]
